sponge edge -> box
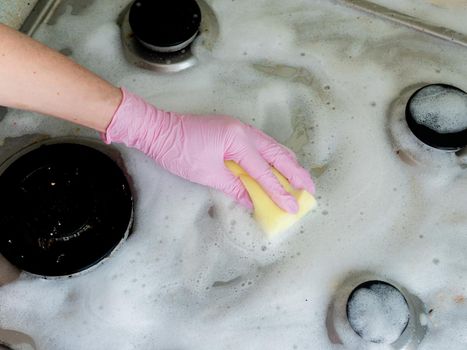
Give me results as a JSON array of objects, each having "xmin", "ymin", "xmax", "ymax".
[{"xmin": 225, "ymin": 161, "xmax": 317, "ymax": 236}]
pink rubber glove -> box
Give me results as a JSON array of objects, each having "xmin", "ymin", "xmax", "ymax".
[{"xmin": 102, "ymin": 88, "xmax": 315, "ymax": 213}]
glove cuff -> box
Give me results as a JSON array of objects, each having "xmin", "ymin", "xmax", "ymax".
[
  {"xmin": 101, "ymin": 87, "xmax": 143, "ymax": 145},
  {"xmin": 101, "ymin": 88, "xmax": 182, "ymax": 160}
]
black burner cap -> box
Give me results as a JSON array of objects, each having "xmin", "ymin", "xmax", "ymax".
[
  {"xmin": 406, "ymin": 84, "xmax": 467, "ymax": 151},
  {"xmin": 129, "ymin": 0, "xmax": 202, "ymax": 52},
  {"xmin": 0, "ymin": 143, "xmax": 133, "ymax": 277}
]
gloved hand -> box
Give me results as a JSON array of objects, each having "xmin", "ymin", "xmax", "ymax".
[{"xmin": 102, "ymin": 88, "xmax": 315, "ymax": 213}]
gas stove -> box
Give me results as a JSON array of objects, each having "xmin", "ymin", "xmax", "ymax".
[
  {"xmin": 120, "ymin": 0, "xmax": 219, "ymax": 72},
  {"xmin": 0, "ymin": 1, "xmax": 466, "ymax": 349}
]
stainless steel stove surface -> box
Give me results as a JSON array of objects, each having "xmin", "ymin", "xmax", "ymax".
[{"xmin": 0, "ymin": 1, "xmax": 466, "ymax": 349}]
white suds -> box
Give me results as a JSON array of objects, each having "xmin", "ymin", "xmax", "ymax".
[
  {"xmin": 410, "ymin": 85, "xmax": 467, "ymax": 133},
  {"xmin": 347, "ymin": 283, "xmax": 410, "ymax": 344},
  {"xmin": 0, "ymin": 1, "xmax": 466, "ymax": 350}
]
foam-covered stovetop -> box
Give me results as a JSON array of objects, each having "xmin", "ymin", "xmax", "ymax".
[{"xmin": 0, "ymin": 0, "xmax": 466, "ymax": 349}]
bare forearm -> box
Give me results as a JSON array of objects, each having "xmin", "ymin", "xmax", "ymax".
[{"xmin": 0, "ymin": 23, "xmax": 121, "ymax": 132}]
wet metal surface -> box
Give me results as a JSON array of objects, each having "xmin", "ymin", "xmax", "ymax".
[
  {"xmin": 340, "ymin": 0, "xmax": 467, "ymax": 49},
  {"xmin": 0, "ymin": 328, "xmax": 36, "ymax": 350},
  {"xmin": 19, "ymin": 0, "xmax": 60, "ymax": 36},
  {"xmin": 326, "ymin": 272, "xmax": 428, "ymax": 349},
  {"xmin": 0, "ymin": 107, "xmax": 7, "ymax": 123},
  {"xmin": 0, "ymin": 0, "xmax": 39, "ymax": 30}
]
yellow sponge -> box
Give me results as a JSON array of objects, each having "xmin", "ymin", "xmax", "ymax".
[{"xmin": 225, "ymin": 161, "xmax": 317, "ymax": 236}]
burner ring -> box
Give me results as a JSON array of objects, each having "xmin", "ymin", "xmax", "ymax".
[
  {"xmin": 129, "ymin": 0, "xmax": 202, "ymax": 53},
  {"xmin": 325, "ymin": 272, "xmax": 427, "ymax": 349},
  {"xmin": 405, "ymin": 84, "xmax": 467, "ymax": 151},
  {"xmin": 0, "ymin": 141, "xmax": 133, "ymax": 278},
  {"xmin": 120, "ymin": 0, "xmax": 219, "ymax": 73}
]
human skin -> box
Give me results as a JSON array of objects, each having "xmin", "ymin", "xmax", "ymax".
[{"xmin": 0, "ymin": 23, "xmax": 119, "ymax": 132}]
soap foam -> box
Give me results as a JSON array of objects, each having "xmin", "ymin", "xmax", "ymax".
[
  {"xmin": 410, "ymin": 85, "xmax": 467, "ymax": 133},
  {"xmin": 347, "ymin": 283, "xmax": 410, "ymax": 344},
  {"xmin": 0, "ymin": 0, "xmax": 467, "ymax": 349}
]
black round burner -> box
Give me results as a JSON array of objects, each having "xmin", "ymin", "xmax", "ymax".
[
  {"xmin": 129, "ymin": 0, "xmax": 202, "ymax": 53},
  {"xmin": 346, "ymin": 281, "xmax": 410, "ymax": 344},
  {"xmin": 406, "ymin": 84, "xmax": 467, "ymax": 151},
  {"xmin": 0, "ymin": 143, "xmax": 133, "ymax": 277}
]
